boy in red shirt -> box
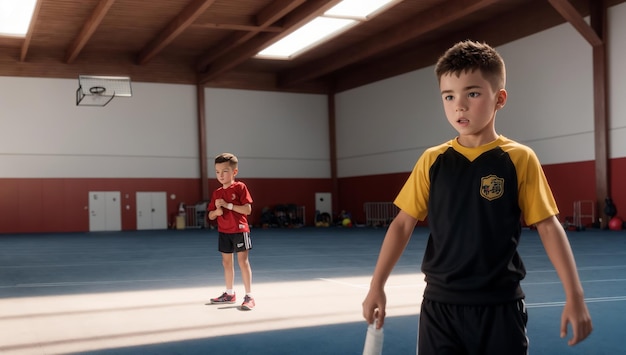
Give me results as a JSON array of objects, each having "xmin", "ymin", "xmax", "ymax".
[{"xmin": 208, "ymin": 153, "xmax": 255, "ymax": 310}]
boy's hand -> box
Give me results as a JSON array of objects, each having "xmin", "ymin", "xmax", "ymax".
[
  {"xmin": 362, "ymin": 288, "xmax": 386, "ymax": 329},
  {"xmin": 214, "ymin": 207, "xmax": 223, "ymax": 216},
  {"xmin": 561, "ymin": 298, "xmax": 592, "ymax": 345},
  {"xmin": 215, "ymin": 199, "xmax": 226, "ymax": 208}
]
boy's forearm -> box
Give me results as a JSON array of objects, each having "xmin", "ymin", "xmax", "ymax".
[
  {"xmin": 370, "ymin": 212, "xmax": 416, "ymax": 289},
  {"xmin": 231, "ymin": 203, "xmax": 252, "ymax": 215},
  {"xmin": 370, "ymin": 239, "xmax": 404, "ymax": 289},
  {"xmin": 536, "ymin": 216, "xmax": 585, "ymax": 299},
  {"xmin": 208, "ymin": 204, "xmax": 251, "ymax": 219}
]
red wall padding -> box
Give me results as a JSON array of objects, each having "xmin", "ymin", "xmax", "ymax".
[
  {"xmin": 0, "ymin": 177, "xmax": 331, "ymax": 234},
  {"xmin": 2, "ymin": 157, "xmax": 625, "ymax": 233}
]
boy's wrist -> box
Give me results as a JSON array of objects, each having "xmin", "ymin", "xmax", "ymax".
[{"xmin": 227, "ymin": 203, "xmax": 233, "ymax": 210}]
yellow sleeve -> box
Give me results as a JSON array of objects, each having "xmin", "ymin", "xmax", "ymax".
[
  {"xmin": 513, "ymin": 145, "xmax": 560, "ymax": 225},
  {"xmin": 394, "ymin": 143, "xmax": 449, "ymax": 221}
]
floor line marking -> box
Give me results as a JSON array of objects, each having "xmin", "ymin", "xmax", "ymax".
[
  {"xmin": 524, "ymin": 278, "xmax": 626, "ymax": 285},
  {"xmin": 527, "ymin": 296, "xmax": 626, "ymax": 308},
  {"xmin": 317, "ymin": 277, "xmax": 424, "ymax": 290},
  {"xmin": 2, "ymin": 278, "xmax": 201, "ymax": 288}
]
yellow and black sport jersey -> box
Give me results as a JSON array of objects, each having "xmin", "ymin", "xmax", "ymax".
[{"xmin": 395, "ymin": 135, "xmax": 559, "ymax": 304}]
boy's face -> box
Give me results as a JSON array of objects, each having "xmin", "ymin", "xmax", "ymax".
[
  {"xmin": 439, "ymin": 69, "xmax": 506, "ymax": 147},
  {"xmin": 215, "ymin": 162, "xmax": 237, "ymax": 187}
]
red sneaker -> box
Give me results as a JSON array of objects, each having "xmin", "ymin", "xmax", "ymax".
[
  {"xmin": 210, "ymin": 292, "xmax": 236, "ymax": 304},
  {"xmin": 241, "ymin": 295, "xmax": 255, "ymax": 310}
]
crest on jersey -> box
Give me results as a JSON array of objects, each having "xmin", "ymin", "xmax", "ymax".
[{"xmin": 480, "ymin": 174, "xmax": 504, "ymax": 201}]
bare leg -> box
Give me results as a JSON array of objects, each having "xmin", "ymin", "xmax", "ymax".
[
  {"xmin": 237, "ymin": 250, "xmax": 252, "ymax": 294},
  {"xmin": 221, "ymin": 253, "xmax": 235, "ymax": 291}
]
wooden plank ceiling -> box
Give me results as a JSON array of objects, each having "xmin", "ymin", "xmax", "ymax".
[{"xmin": 0, "ymin": 0, "xmax": 623, "ymax": 94}]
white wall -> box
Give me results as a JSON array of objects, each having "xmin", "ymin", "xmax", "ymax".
[
  {"xmin": 496, "ymin": 22, "xmax": 595, "ymax": 165},
  {"xmin": 0, "ymin": 78, "xmax": 198, "ymax": 178},
  {"xmin": 608, "ymin": 3, "xmax": 626, "ymax": 158},
  {"xmin": 335, "ymin": 69, "xmax": 454, "ymax": 177},
  {"xmin": 205, "ymin": 88, "xmax": 330, "ymax": 179},
  {"xmin": 334, "ymin": 2, "xmax": 626, "ymax": 176},
  {"xmin": 1, "ymin": 2, "xmax": 624, "ymax": 180}
]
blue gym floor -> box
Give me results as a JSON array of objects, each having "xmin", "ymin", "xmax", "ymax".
[{"xmin": 1, "ymin": 227, "xmax": 624, "ymax": 354}]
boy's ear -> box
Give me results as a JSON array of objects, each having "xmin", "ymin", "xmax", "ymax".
[{"xmin": 496, "ymin": 89, "xmax": 507, "ymax": 109}]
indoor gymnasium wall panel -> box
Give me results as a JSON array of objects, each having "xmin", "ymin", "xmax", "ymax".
[
  {"xmin": 0, "ymin": 179, "xmax": 21, "ymax": 232},
  {"xmin": 338, "ymin": 150, "xmax": 425, "ymax": 179},
  {"xmin": 609, "ymin": 127, "xmax": 626, "ymax": 159},
  {"xmin": 608, "ymin": 2, "xmax": 626, "ymax": 158},
  {"xmin": 335, "ymin": 67, "xmax": 454, "ymax": 177},
  {"xmin": 496, "ymin": 23, "xmax": 595, "ymax": 164},
  {"xmin": 0, "ymin": 155, "xmax": 199, "ymax": 179},
  {"xmin": 241, "ymin": 159, "xmax": 331, "ymax": 179},
  {"xmin": 0, "ymin": 77, "xmax": 199, "ymax": 178},
  {"xmin": 204, "ymin": 88, "xmax": 330, "ymax": 178},
  {"xmin": 542, "ymin": 160, "xmax": 597, "ymax": 219},
  {"xmin": 521, "ymin": 132, "xmax": 596, "ymax": 165}
]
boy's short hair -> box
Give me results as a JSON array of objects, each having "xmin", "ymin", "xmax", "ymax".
[
  {"xmin": 435, "ymin": 40, "xmax": 506, "ymax": 91},
  {"xmin": 215, "ymin": 152, "xmax": 238, "ymax": 167}
]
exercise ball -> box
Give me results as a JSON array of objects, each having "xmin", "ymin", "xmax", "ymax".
[{"xmin": 608, "ymin": 217, "xmax": 623, "ymax": 231}]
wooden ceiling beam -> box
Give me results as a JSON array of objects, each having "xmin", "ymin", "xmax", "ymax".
[
  {"xmin": 20, "ymin": 0, "xmax": 43, "ymax": 62},
  {"xmin": 547, "ymin": 0, "xmax": 602, "ymax": 46},
  {"xmin": 65, "ymin": 0, "xmax": 115, "ymax": 64},
  {"xmin": 256, "ymin": 0, "xmax": 305, "ymax": 25},
  {"xmin": 278, "ymin": 0, "xmax": 500, "ymax": 88},
  {"xmin": 191, "ymin": 23, "xmax": 283, "ymax": 32},
  {"xmin": 195, "ymin": 0, "xmax": 306, "ymax": 72},
  {"xmin": 136, "ymin": 0, "xmax": 217, "ymax": 66},
  {"xmin": 198, "ymin": 0, "xmax": 341, "ymax": 84},
  {"xmin": 333, "ymin": 0, "xmax": 569, "ymax": 92}
]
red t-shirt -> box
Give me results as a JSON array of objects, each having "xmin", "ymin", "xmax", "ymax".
[{"xmin": 209, "ymin": 181, "xmax": 253, "ymax": 233}]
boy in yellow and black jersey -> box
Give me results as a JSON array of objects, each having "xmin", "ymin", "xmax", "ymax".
[{"xmin": 362, "ymin": 40, "xmax": 592, "ymax": 354}]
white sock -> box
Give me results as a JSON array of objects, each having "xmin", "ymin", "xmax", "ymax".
[
  {"xmin": 246, "ymin": 293, "xmax": 253, "ymax": 298},
  {"xmin": 226, "ymin": 289, "xmax": 234, "ymax": 295}
]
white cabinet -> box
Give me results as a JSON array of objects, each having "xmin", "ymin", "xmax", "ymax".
[
  {"xmin": 89, "ymin": 191, "xmax": 121, "ymax": 232},
  {"xmin": 136, "ymin": 192, "xmax": 167, "ymax": 230}
]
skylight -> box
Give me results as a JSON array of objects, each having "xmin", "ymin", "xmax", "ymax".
[
  {"xmin": 256, "ymin": 0, "xmax": 399, "ymax": 60},
  {"xmin": 324, "ymin": 0, "xmax": 398, "ymax": 20},
  {"xmin": 0, "ymin": 0, "xmax": 37, "ymax": 37}
]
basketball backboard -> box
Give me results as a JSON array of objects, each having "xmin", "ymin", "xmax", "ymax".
[{"xmin": 76, "ymin": 75, "xmax": 132, "ymax": 106}]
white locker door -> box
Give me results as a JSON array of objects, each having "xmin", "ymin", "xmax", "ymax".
[
  {"xmin": 104, "ymin": 192, "xmax": 121, "ymax": 231},
  {"xmin": 136, "ymin": 192, "xmax": 153, "ymax": 230},
  {"xmin": 150, "ymin": 192, "xmax": 167, "ymax": 230},
  {"xmin": 136, "ymin": 192, "xmax": 168, "ymax": 230},
  {"xmin": 90, "ymin": 191, "xmax": 121, "ymax": 231},
  {"xmin": 89, "ymin": 192, "xmax": 106, "ymax": 232}
]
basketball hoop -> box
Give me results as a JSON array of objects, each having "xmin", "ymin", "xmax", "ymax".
[
  {"xmin": 89, "ymin": 86, "xmax": 106, "ymax": 95},
  {"xmin": 76, "ymin": 75, "xmax": 132, "ymax": 107}
]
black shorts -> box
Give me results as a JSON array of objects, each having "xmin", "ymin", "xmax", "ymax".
[
  {"xmin": 218, "ymin": 232, "xmax": 252, "ymax": 253},
  {"xmin": 418, "ymin": 298, "xmax": 528, "ymax": 355}
]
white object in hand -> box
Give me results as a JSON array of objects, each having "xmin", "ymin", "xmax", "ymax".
[{"xmin": 363, "ymin": 319, "xmax": 384, "ymax": 355}]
